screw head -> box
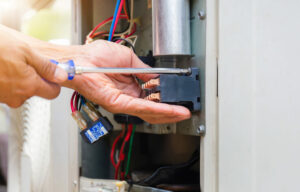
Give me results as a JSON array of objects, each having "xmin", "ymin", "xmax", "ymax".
[
  {"xmin": 198, "ymin": 11, "xmax": 206, "ymax": 20},
  {"xmin": 197, "ymin": 125, "xmax": 206, "ymax": 135}
]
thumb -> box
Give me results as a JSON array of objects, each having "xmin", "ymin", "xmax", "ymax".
[{"xmin": 27, "ymin": 50, "xmax": 68, "ymax": 83}]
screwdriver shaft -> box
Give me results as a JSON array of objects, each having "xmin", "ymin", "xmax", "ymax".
[{"xmin": 75, "ymin": 66, "xmax": 191, "ymax": 75}]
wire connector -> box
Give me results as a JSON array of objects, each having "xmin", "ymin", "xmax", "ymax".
[
  {"xmin": 143, "ymin": 68, "xmax": 201, "ymax": 111},
  {"xmin": 80, "ymin": 116, "xmax": 113, "ymax": 144},
  {"xmin": 80, "ymin": 103, "xmax": 113, "ymax": 144},
  {"xmin": 71, "ymin": 111, "xmax": 87, "ymax": 130}
]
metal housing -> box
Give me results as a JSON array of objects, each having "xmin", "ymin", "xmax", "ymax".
[{"xmin": 152, "ymin": 0, "xmax": 191, "ymax": 56}]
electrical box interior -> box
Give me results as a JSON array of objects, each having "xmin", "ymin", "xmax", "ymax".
[{"xmin": 73, "ymin": 0, "xmax": 206, "ymax": 191}]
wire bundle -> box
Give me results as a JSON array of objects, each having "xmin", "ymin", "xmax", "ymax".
[
  {"xmin": 110, "ymin": 124, "xmax": 136, "ymax": 180},
  {"xmin": 85, "ymin": 0, "xmax": 136, "ymax": 44},
  {"xmin": 70, "ymin": 91, "xmax": 85, "ymax": 113}
]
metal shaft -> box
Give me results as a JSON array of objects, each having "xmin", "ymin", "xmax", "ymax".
[{"xmin": 75, "ymin": 66, "xmax": 191, "ymax": 75}]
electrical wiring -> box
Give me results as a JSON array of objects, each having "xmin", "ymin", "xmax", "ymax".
[
  {"xmin": 125, "ymin": 124, "xmax": 136, "ymax": 177},
  {"xmin": 112, "ymin": 0, "xmax": 126, "ymax": 38},
  {"xmin": 113, "ymin": 37, "xmax": 136, "ymax": 53},
  {"xmin": 115, "ymin": 124, "xmax": 133, "ymax": 180},
  {"xmin": 108, "ymin": 0, "xmax": 122, "ymax": 41},
  {"xmin": 75, "ymin": 92, "xmax": 79, "ymax": 111},
  {"xmin": 109, "ymin": 0, "xmax": 134, "ymax": 40},
  {"xmin": 87, "ymin": 15, "xmax": 128, "ymax": 43},
  {"xmin": 110, "ymin": 125, "xmax": 126, "ymax": 168},
  {"xmin": 78, "ymin": 95, "xmax": 85, "ymax": 111},
  {"xmin": 126, "ymin": 35, "xmax": 138, "ymax": 46},
  {"xmin": 138, "ymin": 149, "xmax": 200, "ymax": 186},
  {"xmin": 126, "ymin": 0, "xmax": 135, "ymax": 35},
  {"xmin": 123, "ymin": 0, "xmax": 130, "ymax": 20},
  {"xmin": 70, "ymin": 91, "xmax": 76, "ymax": 112},
  {"xmin": 101, "ymin": 22, "xmax": 136, "ymax": 38}
]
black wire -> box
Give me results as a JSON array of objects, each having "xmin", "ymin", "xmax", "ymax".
[
  {"xmin": 112, "ymin": 37, "xmax": 136, "ymax": 53},
  {"xmin": 78, "ymin": 95, "xmax": 85, "ymax": 111},
  {"xmin": 137, "ymin": 148, "xmax": 200, "ymax": 186}
]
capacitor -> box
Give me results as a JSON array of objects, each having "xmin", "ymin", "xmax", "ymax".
[{"xmin": 152, "ymin": 0, "xmax": 191, "ymax": 56}]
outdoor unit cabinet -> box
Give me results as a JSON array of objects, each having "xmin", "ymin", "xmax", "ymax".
[{"xmin": 51, "ymin": 0, "xmax": 300, "ymax": 191}]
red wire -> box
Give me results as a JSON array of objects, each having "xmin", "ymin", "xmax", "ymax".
[
  {"xmin": 89, "ymin": 15, "xmax": 127, "ymax": 38},
  {"xmin": 110, "ymin": 125, "xmax": 126, "ymax": 168},
  {"xmin": 70, "ymin": 91, "xmax": 76, "ymax": 112},
  {"xmin": 90, "ymin": 31, "xmax": 108, "ymax": 39},
  {"xmin": 112, "ymin": 0, "xmax": 125, "ymax": 38},
  {"xmin": 115, "ymin": 124, "xmax": 133, "ymax": 179},
  {"xmin": 75, "ymin": 92, "xmax": 79, "ymax": 111},
  {"xmin": 115, "ymin": 23, "xmax": 137, "ymax": 44},
  {"xmin": 123, "ymin": 0, "xmax": 129, "ymax": 20}
]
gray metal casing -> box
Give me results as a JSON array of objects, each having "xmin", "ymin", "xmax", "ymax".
[{"xmin": 152, "ymin": 0, "xmax": 191, "ymax": 56}]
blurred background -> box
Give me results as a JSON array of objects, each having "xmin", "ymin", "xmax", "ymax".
[{"xmin": 0, "ymin": 0, "xmax": 71, "ymax": 191}]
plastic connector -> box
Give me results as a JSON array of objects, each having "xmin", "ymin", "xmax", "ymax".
[
  {"xmin": 80, "ymin": 116, "xmax": 113, "ymax": 144},
  {"xmin": 80, "ymin": 103, "xmax": 113, "ymax": 144},
  {"xmin": 143, "ymin": 68, "xmax": 201, "ymax": 111},
  {"xmin": 71, "ymin": 111, "xmax": 87, "ymax": 130},
  {"xmin": 82, "ymin": 104, "xmax": 100, "ymax": 122}
]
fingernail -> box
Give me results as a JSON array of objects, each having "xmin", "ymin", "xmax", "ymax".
[{"xmin": 54, "ymin": 67, "xmax": 68, "ymax": 82}]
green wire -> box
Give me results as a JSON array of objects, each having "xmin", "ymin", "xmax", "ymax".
[{"xmin": 125, "ymin": 124, "xmax": 136, "ymax": 177}]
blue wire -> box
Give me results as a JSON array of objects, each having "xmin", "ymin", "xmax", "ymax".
[{"xmin": 108, "ymin": 0, "xmax": 122, "ymax": 41}]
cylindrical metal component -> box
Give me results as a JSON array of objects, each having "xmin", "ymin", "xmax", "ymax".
[
  {"xmin": 152, "ymin": 0, "xmax": 191, "ymax": 56},
  {"xmin": 75, "ymin": 66, "xmax": 191, "ymax": 75}
]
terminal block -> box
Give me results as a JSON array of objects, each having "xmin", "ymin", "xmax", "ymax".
[{"xmin": 143, "ymin": 68, "xmax": 201, "ymax": 111}]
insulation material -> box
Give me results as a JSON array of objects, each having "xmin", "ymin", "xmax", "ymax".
[{"xmin": 8, "ymin": 97, "xmax": 52, "ymax": 192}]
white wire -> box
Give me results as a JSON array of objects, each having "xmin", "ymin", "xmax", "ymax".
[{"xmin": 127, "ymin": 35, "xmax": 138, "ymax": 46}]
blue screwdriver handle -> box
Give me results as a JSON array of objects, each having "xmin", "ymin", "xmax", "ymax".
[{"xmin": 50, "ymin": 59, "xmax": 75, "ymax": 80}]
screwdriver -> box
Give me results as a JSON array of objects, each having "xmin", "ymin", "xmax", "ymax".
[{"xmin": 50, "ymin": 59, "xmax": 191, "ymax": 80}]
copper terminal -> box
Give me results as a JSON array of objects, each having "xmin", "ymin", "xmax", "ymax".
[
  {"xmin": 145, "ymin": 92, "xmax": 161, "ymax": 102},
  {"xmin": 142, "ymin": 78, "xmax": 160, "ymax": 89}
]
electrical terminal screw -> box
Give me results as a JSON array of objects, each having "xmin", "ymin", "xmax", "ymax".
[
  {"xmin": 145, "ymin": 92, "xmax": 161, "ymax": 102},
  {"xmin": 141, "ymin": 78, "xmax": 160, "ymax": 89}
]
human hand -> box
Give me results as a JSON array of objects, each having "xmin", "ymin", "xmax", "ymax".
[
  {"xmin": 0, "ymin": 26, "xmax": 68, "ymax": 107},
  {"xmin": 62, "ymin": 40, "xmax": 191, "ymax": 124}
]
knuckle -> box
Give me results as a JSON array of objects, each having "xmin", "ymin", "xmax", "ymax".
[{"xmin": 40, "ymin": 59, "xmax": 56, "ymax": 78}]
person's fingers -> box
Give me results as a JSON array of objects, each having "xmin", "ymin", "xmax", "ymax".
[
  {"xmin": 105, "ymin": 93, "xmax": 191, "ymax": 124},
  {"xmin": 33, "ymin": 75, "xmax": 61, "ymax": 99},
  {"xmin": 128, "ymin": 50, "xmax": 158, "ymax": 82},
  {"xmin": 26, "ymin": 49, "xmax": 68, "ymax": 83},
  {"xmin": 141, "ymin": 116, "xmax": 187, "ymax": 124}
]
